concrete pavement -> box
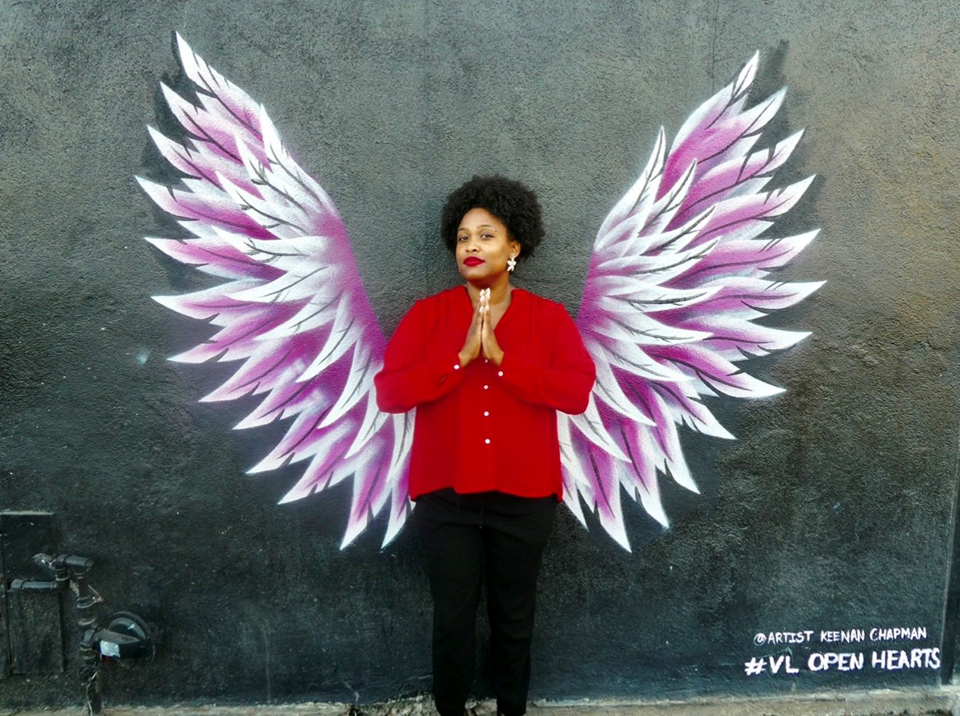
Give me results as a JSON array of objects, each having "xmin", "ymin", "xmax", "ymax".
[{"xmin": 5, "ymin": 688, "xmax": 960, "ymax": 716}]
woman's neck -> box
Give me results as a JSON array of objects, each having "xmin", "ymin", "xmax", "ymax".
[{"xmin": 466, "ymin": 277, "xmax": 512, "ymax": 306}]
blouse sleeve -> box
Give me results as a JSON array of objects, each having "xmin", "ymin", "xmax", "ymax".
[
  {"xmin": 374, "ymin": 300, "xmax": 466, "ymax": 413},
  {"xmin": 497, "ymin": 302, "xmax": 595, "ymax": 415}
]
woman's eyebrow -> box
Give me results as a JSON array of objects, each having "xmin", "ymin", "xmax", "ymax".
[{"xmin": 459, "ymin": 224, "xmax": 497, "ymax": 231}]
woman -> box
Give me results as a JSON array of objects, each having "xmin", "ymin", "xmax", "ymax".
[{"xmin": 374, "ymin": 176, "xmax": 595, "ymax": 716}]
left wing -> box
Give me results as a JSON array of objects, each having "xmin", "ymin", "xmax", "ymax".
[
  {"xmin": 139, "ymin": 34, "xmax": 412, "ymax": 547},
  {"xmin": 562, "ymin": 54, "xmax": 822, "ymax": 549}
]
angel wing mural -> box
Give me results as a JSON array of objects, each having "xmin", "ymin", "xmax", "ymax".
[{"xmin": 140, "ymin": 35, "xmax": 820, "ymax": 550}]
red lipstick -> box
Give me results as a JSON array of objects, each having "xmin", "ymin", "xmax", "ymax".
[{"xmin": 463, "ymin": 257, "xmax": 484, "ymax": 266}]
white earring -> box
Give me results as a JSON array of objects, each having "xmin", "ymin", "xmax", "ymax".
[{"xmin": 507, "ymin": 256, "xmax": 517, "ymax": 273}]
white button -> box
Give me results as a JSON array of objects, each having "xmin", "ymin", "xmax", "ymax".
[
  {"xmin": 498, "ymin": 370, "xmax": 504, "ymax": 377},
  {"xmin": 483, "ymin": 411, "xmax": 490, "ymax": 417},
  {"xmin": 454, "ymin": 364, "xmax": 460, "ymax": 370},
  {"xmin": 484, "ymin": 438, "xmax": 491, "ymax": 445},
  {"xmin": 483, "ymin": 384, "xmax": 489, "ymax": 390}
]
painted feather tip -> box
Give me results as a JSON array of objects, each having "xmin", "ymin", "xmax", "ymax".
[
  {"xmin": 607, "ymin": 528, "xmax": 632, "ymax": 552},
  {"xmin": 340, "ymin": 520, "xmax": 367, "ymax": 550},
  {"xmin": 735, "ymin": 53, "xmax": 760, "ymax": 95},
  {"xmin": 649, "ymin": 509, "xmax": 670, "ymax": 530},
  {"xmin": 174, "ymin": 32, "xmax": 192, "ymax": 57},
  {"xmin": 135, "ymin": 175, "xmax": 158, "ymax": 193},
  {"xmin": 562, "ymin": 491, "xmax": 589, "ymax": 527},
  {"xmin": 671, "ymin": 470, "xmax": 700, "ymax": 494},
  {"xmin": 599, "ymin": 510, "xmax": 633, "ymax": 551},
  {"xmin": 276, "ymin": 481, "xmax": 310, "ymax": 503},
  {"xmin": 144, "ymin": 125, "xmax": 169, "ymax": 148},
  {"xmin": 784, "ymin": 281, "xmax": 826, "ymax": 304},
  {"xmin": 248, "ymin": 459, "xmax": 276, "ymax": 476},
  {"xmin": 157, "ymin": 83, "xmax": 185, "ymax": 114},
  {"xmin": 797, "ymin": 174, "xmax": 816, "ymax": 192},
  {"xmin": 381, "ymin": 518, "xmax": 406, "ymax": 549},
  {"xmin": 755, "ymin": 383, "xmax": 787, "ymax": 398},
  {"xmin": 233, "ymin": 413, "xmax": 273, "ymax": 430}
]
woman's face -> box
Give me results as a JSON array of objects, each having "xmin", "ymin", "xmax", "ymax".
[{"xmin": 455, "ymin": 207, "xmax": 520, "ymax": 284}]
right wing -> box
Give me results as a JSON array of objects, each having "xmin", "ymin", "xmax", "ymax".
[{"xmin": 563, "ymin": 54, "xmax": 821, "ymax": 550}]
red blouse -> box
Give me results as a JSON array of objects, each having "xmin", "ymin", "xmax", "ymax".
[{"xmin": 374, "ymin": 287, "xmax": 596, "ymax": 501}]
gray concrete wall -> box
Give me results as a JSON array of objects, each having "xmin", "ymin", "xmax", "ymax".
[{"xmin": 1, "ymin": 0, "xmax": 959, "ymax": 709}]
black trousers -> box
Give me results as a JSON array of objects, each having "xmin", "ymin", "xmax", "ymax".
[{"xmin": 414, "ymin": 489, "xmax": 557, "ymax": 716}]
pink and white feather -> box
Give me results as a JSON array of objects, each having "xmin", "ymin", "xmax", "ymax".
[
  {"xmin": 562, "ymin": 53, "xmax": 822, "ymax": 549},
  {"xmin": 139, "ymin": 34, "xmax": 412, "ymax": 548}
]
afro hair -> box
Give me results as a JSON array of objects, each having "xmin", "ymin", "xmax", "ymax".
[{"xmin": 440, "ymin": 175, "xmax": 545, "ymax": 259}]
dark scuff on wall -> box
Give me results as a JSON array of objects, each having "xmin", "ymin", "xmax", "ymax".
[{"xmin": 1, "ymin": 0, "xmax": 959, "ymax": 708}]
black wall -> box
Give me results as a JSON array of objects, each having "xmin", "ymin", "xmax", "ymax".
[{"xmin": 2, "ymin": 0, "xmax": 959, "ymax": 708}]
